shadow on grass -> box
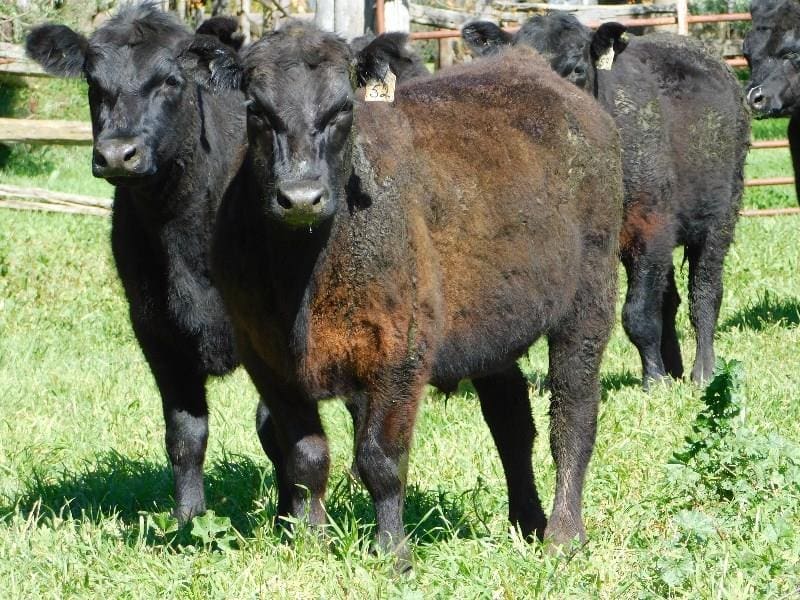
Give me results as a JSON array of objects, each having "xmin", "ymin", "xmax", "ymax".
[
  {"xmin": 0, "ymin": 450, "xmax": 271, "ymax": 538},
  {"xmin": 0, "ymin": 450, "xmax": 489, "ymax": 549},
  {"xmin": 721, "ymin": 292, "xmax": 800, "ymax": 331}
]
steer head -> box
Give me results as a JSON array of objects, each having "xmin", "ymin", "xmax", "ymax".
[
  {"xmin": 744, "ymin": 0, "xmax": 800, "ymax": 117},
  {"xmin": 463, "ymin": 12, "xmax": 627, "ymax": 95},
  {"xmin": 237, "ymin": 22, "xmax": 359, "ymax": 230},
  {"xmin": 26, "ymin": 4, "xmax": 240, "ymax": 185}
]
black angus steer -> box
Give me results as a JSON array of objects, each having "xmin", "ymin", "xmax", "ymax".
[
  {"xmin": 26, "ymin": 5, "xmax": 247, "ymax": 522},
  {"xmin": 464, "ymin": 13, "xmax": 751, "ymax": 386},
  {"xmin": 744, "ymin": 0, "xmax": 800, "ymax": 202},
  {"xmin": 212, "ymin": 22, "xmax": 623, "ymax": 563}
]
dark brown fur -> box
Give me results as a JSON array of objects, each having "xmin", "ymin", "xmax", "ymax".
[{"xmin": 213, "ymin": 25, "xmax": 623, "ymax": 563}]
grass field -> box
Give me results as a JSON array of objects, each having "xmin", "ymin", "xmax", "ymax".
[{"xmin": 1, "ymin": 78, "xmax": 800, "ymax": 597}]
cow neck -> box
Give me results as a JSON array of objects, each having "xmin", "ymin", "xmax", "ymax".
[{"xmin": 251, "ymin": 152, "xmax": 351, "ymax": 349}]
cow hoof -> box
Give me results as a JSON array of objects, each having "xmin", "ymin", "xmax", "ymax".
[
  {"xmin": 642, "ymin": 373, "xmax": 671, "ymax": 391},
  {"xmin": 542, "ymin": 517, "xmax": 586, "ymax": 556}
]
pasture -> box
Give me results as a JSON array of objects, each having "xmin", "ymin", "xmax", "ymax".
[{"xmin": 1, "ymin": 78, "xmax": 799, "ymax": 597}]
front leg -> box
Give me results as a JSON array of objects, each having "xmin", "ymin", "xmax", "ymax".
[
  {"xmin": 241, "ymin": 341, "xmax": 330, "ymax": 526},
  {"xmin": 355, "ymin": 373, "xmax": 425, "ymax": 569},
  {"xmin": 140, "ymin": 342, "xmax": 209, "ymax": 523}
]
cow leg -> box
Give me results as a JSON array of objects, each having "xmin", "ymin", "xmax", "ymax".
[
  {"xmin": 139, "ymin": 342, "xmax": 209, "ymax": 523},
  {"xmin": 687, "ymin": 232, "xmax": 729, "ymax": 384},
  {"xmin": 661, "ymin": 265, "xmax": 684, "ymax": 379},
  {"xmin": 355, "ymin": 374, "xmax": 424, "ymax": 568},
  {"xmin": 473, "ymin": 365, "xmax": 546, "ymax": 540},
  {"xmin": 240, "ymin": 341, "xmax": 330, "ymax": 526},
  {"xmin": 544, "ymin": 294, "xmax": 611, "ymax": 548},
  {"xmin": 255, "ymin": 400, "xmax": 291, "ymax": 517},
  {"xmin": 621, "ymin": 249, "xmax": 671, "ymax": 387}
]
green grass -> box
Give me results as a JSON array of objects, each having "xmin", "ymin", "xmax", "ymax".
[
  {"xmin": 1, "ymin": 198, "xmax": 799, "ymax": 597},
  {"xmin": 746, "ymin": 118, "xmax": 797, "ymax": 209},
  {"xmin": 1, "ymin": 80, "xmax": 799, "ymax": 597}
]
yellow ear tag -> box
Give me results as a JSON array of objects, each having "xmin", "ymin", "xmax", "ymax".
[
  {"xmin": 596, "ymin": 47, "xmax": 615, "ymax": 71},
  {"xmin": 365, "ymin": 70, "xmax": 396, "ymax": 103}
]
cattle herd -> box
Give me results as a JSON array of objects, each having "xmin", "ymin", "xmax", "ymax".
[{"xmin": 20, "ymin": 0, "xmax": 798, "ymax": 569}]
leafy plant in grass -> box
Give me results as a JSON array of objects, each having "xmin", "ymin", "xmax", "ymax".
[
  {"xmin": 190, "ymin": 510, "xmax": 238, "ymax": 551},
  {"xmin": 638, "ymin": 360, "xmax": 800, "ymax": 593}
]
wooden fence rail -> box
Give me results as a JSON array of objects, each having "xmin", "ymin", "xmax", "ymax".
[
  {"xmin": 0, "ymin": 117, "xmax": 93, "ymax": 145},
  {"xmin": 0, "ymin": 185, "xmax": 111, "ymax": 216},
  {"xmin": 0, "ymin": 42, "xmax": 46, "ymax": 77}
]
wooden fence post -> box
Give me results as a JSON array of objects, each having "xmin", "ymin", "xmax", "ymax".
[
  {"xmin": 239, "ymin": 0, "xmax": 252, "ymax": 44},
  {"xmin": 677, "ymin": 0, "xmax": 688, "ymax": 34},
  {"xmin": 316, "ymin": 0, "xmax": 365, "ymax": 37},
  {"xmin": 384, "ymin": 0, "xmax": 410, "ymax": 32}
]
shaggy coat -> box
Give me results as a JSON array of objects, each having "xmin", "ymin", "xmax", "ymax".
[
  {"xmin": 213, "ymin": 23, "xmax": 623, "ymax": 562},
  {"xmin": 744, "ymin": 0, "xmax": 800, "ymax": 203},
  {"xmin": 26, "ymin": 5, "xmax": 247, "ymax": 521},
  {"xmin": 465, "ymin": 13, "xmax": 751, "ymax": 385}
]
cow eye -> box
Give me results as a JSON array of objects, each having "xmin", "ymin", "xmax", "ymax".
[
  {"xmin": 324, "ymin": 103, "xmax": 353, "ymax": 129},
  {"xmin": 164, "ymin": 75, "xmax": 181, "ymax": 87}
]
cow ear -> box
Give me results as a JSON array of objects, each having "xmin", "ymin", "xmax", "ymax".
[
  {"xmin": 354, "ymin": 32, "xmax": 406, "ymax": 85},
  {"xmin": 179, "ymin": 34, "xmax": 243, "ymax": 91},
  {"xmin": 461, "ymin": 21, "xmax": 512, "ymax": 56},
  {"xmin": 25, "ymin": 24, "xmax": 88, "ymax": 78},
  {"xmin": 591, "ymin": 22, "xmax": 628, "ymax": 67}
]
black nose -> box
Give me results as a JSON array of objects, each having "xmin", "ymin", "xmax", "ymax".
[
  {"xmin": 747, "ymin": 85, "xmax": 766, "ymax": 111},
  {"xmin": 93, "ymin": 138, "xmax": 148, "ymax": 178},
  {"xmin": 276, "ymin": 180, "xmax": 328, "ymax": 211}
]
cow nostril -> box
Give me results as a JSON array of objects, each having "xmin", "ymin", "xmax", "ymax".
[
  {"xmin": 123, "ymin": 146, "xmax": 137, "ymax": 162},
  {"xmin": 312, "ymin": 192, "xmax": 322, "ymax": 205},
  {"xmin": 277, "ymin": 191, "xmax": 292, "ymax": 209},
  {"xmin": 94, "ymin": 151, "xmax": 108, "ymax": 167},
  {"xmin": 747, "ymin": 86, "xmax": 765, "ymax": 109}
]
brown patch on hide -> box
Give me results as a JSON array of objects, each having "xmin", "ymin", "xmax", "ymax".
[{"xmin": 619, "ymin": 202, "xmax": 667, "ymax": 255}]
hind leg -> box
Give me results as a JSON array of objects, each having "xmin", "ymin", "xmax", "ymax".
[
  {"xmin": 621, "ymin": 245, "xmax": 673, "ymax": 388},
  {"xmin": 661, "ymin": 266, "xmax": 684, "ymax": 379},
  {"xmin": 473, "ymin": 365, "xmax": 546, "ymax": 540},
  {"xmin": 687, "ymin": 231, "xmax": 731, "ymax": 384},
  {"xmin": 545, "ymin": 284, "xmax": 614, "ymax": 547}
]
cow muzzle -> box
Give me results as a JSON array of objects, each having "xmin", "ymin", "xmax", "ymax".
[
  {"xmin": 746, "ymin": 84, "xmax": 788, "ymax": 117},
  {"xmin": 273, "ymin": 179, "xmax": 332, "ymax": 227},
  {"xmin": 92, "ymin": 137, "xmax": 154, "ymax": 179}
]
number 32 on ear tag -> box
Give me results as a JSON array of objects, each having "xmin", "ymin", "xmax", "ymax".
[{"xmin": 365, "ymin": 70, "xmax": 397, "ymax": 103}]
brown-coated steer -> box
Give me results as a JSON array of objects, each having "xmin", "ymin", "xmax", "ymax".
[{"xmin": 212, "ymin": 22, "xmax": 623, "ymax": 564}]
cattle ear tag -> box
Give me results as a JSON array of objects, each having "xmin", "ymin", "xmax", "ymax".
[
  {"xmin": 595, "ymin": 47, "xmax": 614, "ymax": 71},
  {"xmin": 365, "ymin": 70, "xmax": 396, "ymax": 103}
]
